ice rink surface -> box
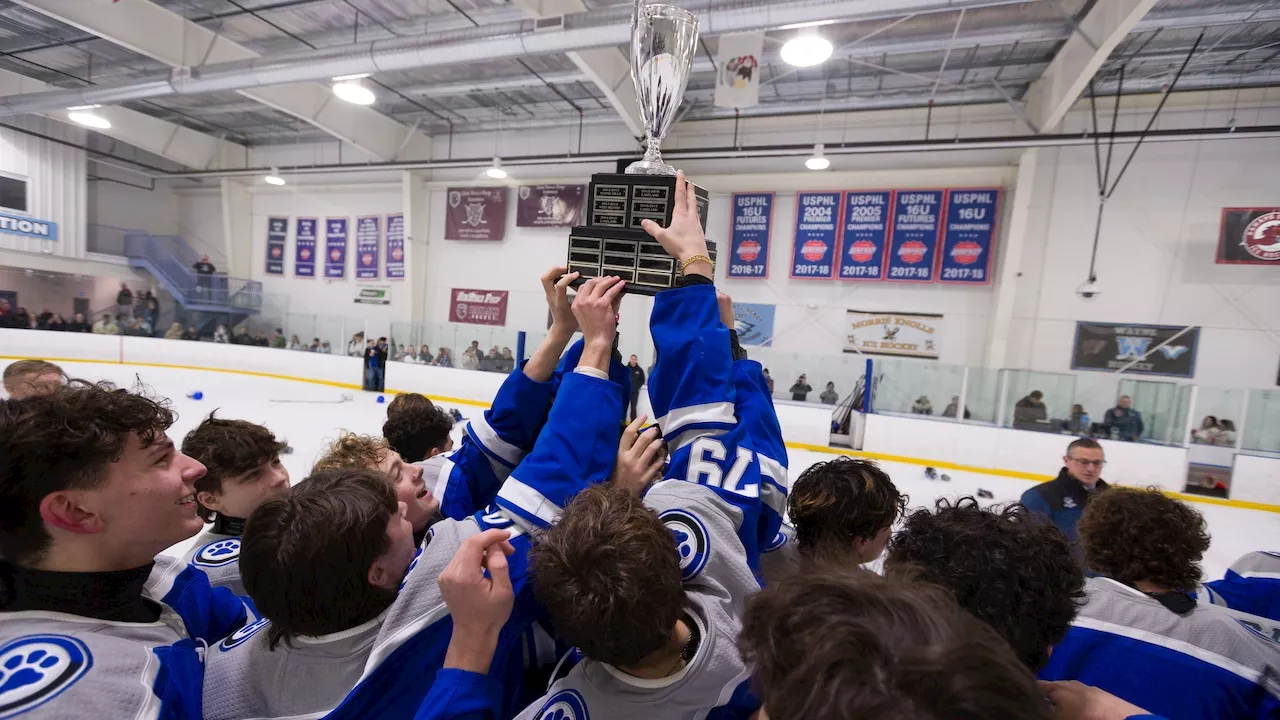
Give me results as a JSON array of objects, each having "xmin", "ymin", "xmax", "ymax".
[{"xmin": 7, "ymin": 360, "xmax": 1276, "ymax": 580}]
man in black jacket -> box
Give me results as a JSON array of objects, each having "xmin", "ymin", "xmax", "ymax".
[
  {"xmin": 626, "ymin": 354, "xmax": 646, "ymax": 421},
  {"xmin": 1019, "ymin": 438, "xmax": 1108, "ymax": 559}
]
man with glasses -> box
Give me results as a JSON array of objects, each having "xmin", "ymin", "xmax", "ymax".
[{"xmin": 1020, "ymin": 438, "xmax": 1108, "ymax": 559}]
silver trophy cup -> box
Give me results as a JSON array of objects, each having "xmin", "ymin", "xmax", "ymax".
[{"xmin": 626, "ymin": 1, "xmax": 699, "ymax": 176}]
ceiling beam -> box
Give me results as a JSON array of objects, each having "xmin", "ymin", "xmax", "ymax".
[
  {"xmin": 10, "ymin": 0, "xmax": 432, "ymax": 161},
  {"xmin": 1024, "ymin": 0, "xmax": 1159, "ymax": 133}
]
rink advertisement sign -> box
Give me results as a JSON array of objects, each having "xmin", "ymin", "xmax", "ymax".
[
  {"xmin": 1217, "ymin": 207, "xmax": 1280, "ymax": 265},
  {"xmin": 838, "ymin": 191, "xmax": 891, "ymax": 280},
  {"xmin": 355, "ymin": 285, "xmax": 391, "ymax": 306},
  {"xmin": 295, "ymin": 217, "xmax": 317, "ymax": 278},
  {"xmin": 265, "ymin": 217, "xmax": 287, "ymax": 275},
  {"xmin": 355, "ymin": 215, "xmax": 380, "ymax": 280},
  {"xmin": 728, "ymin": 192, "xmax": 773, "ymax": 278},
  {"xmin": 886, "ymin": 190, "xmax": 943, "ymax": 282},
  {"xmin": 791, "ymin": 191, "xmax": 840, "ymax": 279},
  {"xmin": 445, "ymin": 187, "xmax": 506, "ymax": 241},
  {"xmin": 450, "ymin": 288, "xmax": 508, "ymax": 326},
  {"xmin": 844, "ymin": 310, "xmax": 943, "ymax": 359},
  {"xmin": 731, "ymin": 302, "xmax": 776, "ymax": 347},
  {"xmin": 385, "ymin": 214, "xmax": 405, "ymax": 280},
  {"xmin": 1071, "ymin": 322, "xmax": 1200, "ymax": 378},
  {"xmin": 324, "ymin": 217, "xmax": 348, "ymax": 279},
  {"xmin": 939, "ymin": 188, "xmax": 1000, "ymax": 284},
  {"xmin": 516, "ymin": 185, "xmax": 584, "ymax": 227}
]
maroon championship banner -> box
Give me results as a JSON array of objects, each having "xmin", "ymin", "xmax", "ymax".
[
  {"xmin": 1217, "ymin": 207, "xmax": 1280, "ymax": 265},
  {"xmin": 449, "ymin": 288, "xmax": 508, "ymax": 326},
  {"xmin": 516, "ymin": 184, "xmax": 585, "ymax": 227},
  {"xmin": 445, "ymin": 187, "xmax": 507, "ymax": 241}
]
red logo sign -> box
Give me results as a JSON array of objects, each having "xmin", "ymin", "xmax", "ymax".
[
  {"xmin": 848, "ymin": 240, "xmax": 877, "ymax": 263},
  {"xmin": 898, "ymin": 241, "xmax": 927, "ymax": 264},
  {"xmin": 270, "ymin": 247, "xmax": 282, "ymax": 258},
  {"xmin": 330, "ymin": 249, "xmax": 342, "ymax": 262},
  {"xmin": 950, "ymin": 241, "xmax": 982, "ymax": 265},
  {"xmin": 1243, "ymin": 211, "xmax": 1280, "ymax": 261},
  {"xmin": 737, "ymin": 240, "xmax": 761, "ymax": 262},
  {"xmin": 300, "ymin": 249, "xmax": 311, "ymax": 260},
  {"xmin": 801, "ymin": 240, "xmax": 827, "ymax": 262},
  {"xmin": 361, "ymin": 253, "xmax": 374, "ymax": 265},
  {"xmin": 392, "ymin": 248, "xmax": 404, "ymax": 261}
]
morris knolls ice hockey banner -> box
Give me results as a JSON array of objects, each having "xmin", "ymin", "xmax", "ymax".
[
  {"xmin": 844, "ymin": 310, "xmax": 944, "ymax": 359},
  {"xmin": 450, "ymin": 288, "xmax": 508, "ymax": 326},
  {"xmin": 1071, "ymin": 322, "xmax": 1200, "ymax": 378},
  {"xmin": 445, "ymin": 187, "xmax": 506, "ymax": 241},
  {"xmin": 516, "ymin": 185, "xmax": 584, "ymax": 227},
  {"xmin": 1217, "ymin": 208, "xmax": 1280, "ymax": 265}
]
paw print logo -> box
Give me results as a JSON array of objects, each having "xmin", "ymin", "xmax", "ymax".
[
  {"xmin": 536, "ymin": 689, "xmax": 588, "ymax": 720},
  {"xmin": 660, "ymin": 509, "xmax": 709, "ymax": 581},
  {"xmin": 0, "ymin": 634, "xmax": 93, "ymax": 718},
  {"xmin": 194, "ymin": 538, "xmax": 241, "ymax": 568}
]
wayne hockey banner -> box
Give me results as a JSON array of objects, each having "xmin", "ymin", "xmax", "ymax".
[
  {"xmin": 728, "ymin": 192, "xmax": 773, "ymax": 278},
  {"xmin": 714, "ymin": 32, "xmax": 763, "ymax": 109},
  {"xmin": 325, "ymin": 217, "xmax": 348, "ymax": 279},
  {"xmin": 732, "ymin": 302, "xmax": 776, "ymax": 347},
  {"xmin": 385, "ymin": 214, "xmax": 405, "ymax": 279},
  {"xmin": 450, "ymin": 288, "xmax": 508, "ymax": 326},
  {"xmin": 445, "ymin": 187, "xmax": 506, "ymax": 241},
  {"xmin": 295, "ymin": 218, "xmax": 317, "ymax": 277},
  {"xmin": 265, "ymin": 217, "xmax": 287, "ymax": 275},
  {"xmin": 1071, "ymin": 322, "xmax": 1200, "ymax": 378},
  {"xmin": 355, "ymin": 215, "xmax": 380, "ymax": 280},
  {"xmin": 844, "ymin": 310, "xmax": 943, "ymax": 359},
  {"xmin": 1217, "ymin": 207, "xmax": 1280, "ymax": 265},
  {"xmin": 791, "ymin": 191, "xmax": 840, "ymax": 279}
]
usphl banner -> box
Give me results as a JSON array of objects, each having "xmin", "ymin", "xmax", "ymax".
[
  {"xmin": 728, "ymin": 192, "xmax": 773, "ymax": 278},
  {"xmin": 845, "ymin": 310, "xmax": 943, "ymax": 359},
  {"xmin": 791, "ymin": 191, "xmax": 840, "ymax": 279},
  {"xmin": 838, "ymin": 191, "xmax": 890, "ymax": 280},
  {"xmin": 445, "ymin": 187, "xmax": 507, "ymax": 241},
  {"xmin": 1071, "ymin": 322, "xmax": 1200, "ymax": 378},
  {"xmin": 265, "ymin": 217, "xmax": 287, "ymax": 275},
  {"xmin": 714, "ymin": 32, "xmax": 763, "ymax": 109},
  {"xmin": 516, "ymin": 185, "xmax": 584, "ymax": 227},
  {"xmin": 325, "ymin": 217, "xmax": 348, "ymax": 279},
  {"xmin": 1217, "ymin": 207, "xmax": 1280, "ymax": 265},
  {"xmin": 295, "ymin": 218, "xmax": 317, "ymax": 278},
  {"xmin": 886, "ymin": 190, "xmax": 943, "ymax": 282},
  {"xmin": 731, "ymin": 302, "xmax": 776, "ymax": 347},
  {"xmin": 385, "ymin": 214, "xmax": 405, "ymax": 279},
  {"xmin": 450, "ymin": 288, "xmax": 508, "ymax": 327},
  {"xmin": 355, "ymin": 215, "xmax": 380, "ymax": 280},
  {"xmin": 939, "ymin": 188, "xmax": 1000, "ymax": 284}
]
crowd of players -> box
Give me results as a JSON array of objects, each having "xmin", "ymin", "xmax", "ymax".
[{"xmin": 1, "ymin": 172, "xmax": 1278, "ymax": 719}]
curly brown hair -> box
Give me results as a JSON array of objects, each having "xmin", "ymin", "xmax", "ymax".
[
  {"xmin": 313, "ymin": 432, "xmax": 389, "ymax": 473},
  {"xmin": 1078, "ymin": 486, "xmax": 1210, "ymax": 591},
  {"xmin": 182, "ymin": 412, "xmax": 288, "ymax": 522},
  {"xmin": 382, "ymin": 394, "xmax": 453, "ymax": 464},
  {"xmin": 529, "ymin": 483, "xmax": 684, "ymax": 667},
  {"xmin": 790, "ymin": 457, "xmax": 906, "ymax": 557},
  {"xmin": 739, "ymin": 566, "xmax": 1053, "ymax": 720},
  {"xmin": 0, "ymin": 380, "xmax": 174, "ymax": 564}
]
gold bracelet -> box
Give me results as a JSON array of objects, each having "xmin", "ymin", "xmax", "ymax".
[{"xmin": 679, "ymin": 254, "xmax": 714, "ymax": 274}]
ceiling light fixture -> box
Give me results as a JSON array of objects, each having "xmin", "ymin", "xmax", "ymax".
[
  {"xmin": 781, "ymin": 35, "xmax": 834, "ymax": 68},
  {"xmin": 486, "ymin": 156, "xmax": 508, "ymax": 180},
  {"xmin": 67, "ymin": 105, "xmax": 111, "ymax": 129},
  {"xmin": 332, "ymin": 74, "xmax": 376, "ymax": 105},
  {"xmin": 264, "ymin": 167, "xmax": 286, "ymax": 186},
  {"xmin": 805, "ymin": 143, "xmax": 830, "ymax": 171}
]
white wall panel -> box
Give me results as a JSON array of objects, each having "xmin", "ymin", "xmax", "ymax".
[{"xmin": 0, "ymin": 116, "xmax": 86, "ymax": 259}]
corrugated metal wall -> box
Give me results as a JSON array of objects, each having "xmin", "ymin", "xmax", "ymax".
[{"xmin": 0, "ymin": 116, "xmax": 86, "ymax": 258}]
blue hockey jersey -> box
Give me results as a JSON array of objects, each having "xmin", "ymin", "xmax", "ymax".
[{"xmin": 1203, "ymin": 551, "xmax": 1280, "ymax": 623}]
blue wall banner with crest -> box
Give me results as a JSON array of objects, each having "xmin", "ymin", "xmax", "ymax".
[
  {"xmin": 1071, "ymin": 322, "xmax": 1200, "ymax": 378},
  {"xmin": 728, "ymin": 192, "xmax": 773, "ymax": 278}
]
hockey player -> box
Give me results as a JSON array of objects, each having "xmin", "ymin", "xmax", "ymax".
[
  {"xmin": 202, "ymin": 273, "xmax": 628, "ymax": 720},
  {"xmin": 1202, "ymin": 551, "xmax": 1280, "ymax": 622},
  {"xmin": 0, "ymin": 381, "xmax": 248, "ymax": 718},
  {"xmin": 1, "ymin": 358, "xmax": 65, "ymax": 399},
  {"xmin": 383, "ymin": 392, "xmax": 456, "ymax": 463},
  {"xmin": 1041, "ymin": 486, "xmax": 1280, "ymax": 718},
  {"xmin": 885, "ymin": 498, "xmax": 1085, "ymax": 672},
  {"xmin": 179, "ymin": 413, "xmax": 290, "ymax": 596}
]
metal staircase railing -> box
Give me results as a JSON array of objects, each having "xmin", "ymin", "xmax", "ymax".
[{"xmin": 122, "ymin": 232, "xmax": 262, "ymax": 313}]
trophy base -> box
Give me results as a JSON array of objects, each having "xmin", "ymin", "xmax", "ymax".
[
  {"xmin": 567, "ymin": 225, "xmax": 717, "ymax": 296},
  {"xmin": 587, "ymin": 173, "xmax": 709, "ymax": 232},
  {"xmin": 625, "ymin": 158, "xmax": 677, "ymax": 176}
]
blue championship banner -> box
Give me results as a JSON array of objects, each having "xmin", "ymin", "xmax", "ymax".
[
  {"xmin": 295, "ymin": 217, "xmax": 317, "ymax": 278},
  {"xmin": 939, "ymin": 188, "xmax": 1000, "ymax": 284},
  {"xmin": 728, "ymin": 192, "xmax": 773, "ymax": 278},
  {"xmin": 1071, "ymin": 322, "xmax": 1200, "ymax": 378},
  {"xmin": 325, "ymin": 217, "xmax": 348, "ymax": 279},
  {"xmin": 886, "ymin": 190, "xmax": 943, "ymax": 282},
  {"xmin": 838, "ymin": 191, "xmax": 891, "ymax": 280},
  {"xmin": 355, "ymin": 215, "xmax": 380, "ymax": 280},
  {"xmin": 791, "ymin": 191, "xmax": 840, "ymax": 279},
  {"xmin": 265, "ymin": 217, "xmax": 287, "ymax": 275},
  {"xmin": 731, "ymin": 302, "xmax": 776, "ymax": 347}
]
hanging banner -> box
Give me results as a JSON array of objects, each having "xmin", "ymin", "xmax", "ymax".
[
  {"xmin": 324, "ymin": 217, "xmax": 348, "ymax": 279},
  {"xmin": 838, "ymin": 191, "xmax": 891, "ymax": 280},
  {"xmin": 939, "ymin": 188, "xmax": 1000, "ymax": 284},
  {"xmin": 445, "ymin": 187, "xmax": 507, "ymax": 241},
  {"xmin": 265, "ymin": 216, "xmax": 287, "ymax": 275},
  {"xmin": 355, "ymin": 215, "xmax": 380, "ymax": 280},
  {"xmin": 1071, "ymin": 322, "xmax": 1200, "ymax": 378},
  {"xmin": 714, "ymin": 32, "xmax": 763, "ymax": 109},
  {"xmin": 516, "ymin": 185, "xmax": 585, "ymax": 227},
  {"xmin": 728, "ymin": 192, "xmax": 773, "ymax": 278},
  {"xmin": 450, "ymin": 288, "xmax": 508, "ymax": 326},
  {"xmin": 791, "ymin": 191, "xmax": 840, "ymax": 279},
  {"xmin": 1217, "ymin": 207, "xmax": 1280, "ymax": 265},
  {"xmin": 844, "ymin": 310, "xmax": 943, "ymax": 359},
  {"xmin": 385, "ymin": 213, "xmax": 405, "ymax": 279},
  {"xmin": 732, "ymin": 302, "xmax": 776, "ymax": 347},
  {"xmin": 886, "ymin": 190, "xmax": 944, "ymax": 282},
  {"xmin": 295, "ymin": 217, "xmax": 317, "ymax": 278}
]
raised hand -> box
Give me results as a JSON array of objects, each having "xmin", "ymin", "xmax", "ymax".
[
  {"xmin": 611, "ymin": 416, "xmax": 666, "ymax": 495},
  {"xmin": 541, "ymin": 266, "xmax": 579, "ymax": 337},
  {"xmin": 571, "ymin": 276, "xmax": 625, "ymax": 349},
  {"xmin": 716, "ymin": 291, "xmax": 734, "ymax": 329},
  {"xmin": 640, "ymin": 171, "xmax": 710, "ymax": 278},
  {"xmin": 438, "ymin": 528, "xmax": 516, "ymax": 673}
]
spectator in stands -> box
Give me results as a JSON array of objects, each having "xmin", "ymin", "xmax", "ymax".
[
  {"xmin": 35, "ymin": 308, "xmax": 52, "ymax": 329},
  {"xmin": 163, "ymin": 322, "xmax": 183, "ymax": 340},
  {"xmin": 346, "ymin": 332, "xmax": 365, "ymax": 357},
  {"xmin": 1191, "ymin": 415, "xmax": 1221, "ymax": 445},
  {"xmin": 790, "ymin": 374, "xmax": 813, "ymax": 401},
  {"xmin": 193, "ymin": 255, "xmax": 216, "ymax": 300},
  {"xmin": 1020, "ymin": 438, "xmax": 1107, "ymax": 558},
  {"xmin": 819, "ymin": 382, "xmax": 838, "ymax": 405},
  {"xmin": 2, "ymin": 359, "xmax": 65, "ymax": 400},
  {"xmin": 943, "ymin": 395, "xmax": 972, "ymax": 419},
  {"xmin": 363, "ymin": 340, "xmax": 380, "ymax": 391},
  {"xmin": 319, "ymin": 341, "xmax": 331, "ymax": 354},
  {"xmin": 143, "ymin": 291, "xmax": 159, "ymax": 329},
  {"xmin": 308, "ymin": 338, "xmax": 320, "ymax": 352},
  {"xmin": 1103, "ymin": 395, "xmax": 1143, "ymax": 442},
  {"xmin": 0, "ymin": 298, "xmax": 12, "ymax": 327},
  {"xmin": 1014, "ymin": 390, "xmax": 1048, "ymax": 425},
  {"xmin": 289, "ymin": 334, "xmax": 303, "ymax": 351},
  {"xmin": 418, "ymin": 345, "xmax": 433, "ymax": 364},
  {"xmin": 253, "ymin": 331, "xmax": 269, "ymax": 347},
  {"xmin": 116, "ymin": 282, "xmax": 133, "ymax": 312},
  {"xmin": 483, "ymin": 346, "xmax": 502, "ymax": 372},
  {"xmin": 92, "ymin": 313, "xmax": 117, "ymax": 334},
  {"xmin": 1217, "ymin": 419, "xmax": 1237, "ymax": 446},
  {"xmin": 231, "ymin": 326, "xmax": 253, "ymax": 345},
  {"xmin": 213, "ymin": 324, "xmax": 229, "ymax": 343},
  {"xmin": 184, "ymin": 325, "xmax": 200, "ymax": 342},
  {"xmin": 912, "ymin": 395, "xmax": 933, "ymax": 415},
  {"xmin": 763, "ymin": 368, "xmax": 775, "ymax": 394},
  {"xmin": 270, "ymin": 329, "xmax": 287, "ymax": 349},
  {"xmin": 400, "ymin": 346, "xmax": 418, "ymax": 363},
  {"xmin": 626, "ymin": 355, "xmax": 646, "ymax": 422},
  {"xmin": 46, "ymin": 314, "xmax": 66, "ymax": 332},
  {"xmin": 434, "ymin": 347, "xmax": 453, "ymax": 368},
  {"xmin": 67, "ymin": 312, "xmax": 90, "ymax": 333},
  {"xmin": 459, "ymin": 346, "xmax": 478, "ymax": 371},
  {"xmin": 139, "ymin": 316, "xmax": 155, "ymax": 336},
  {"xmin": 1065, "ymin": 403, "xmax": 1090, "ymax": 435},
  {"xmin": 498, "ymin": 347, "xmax": 515, "ymax": 373},
  {"xmin": 13, "ymin": 306, "xmax": 30, "ymax": 330}
]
